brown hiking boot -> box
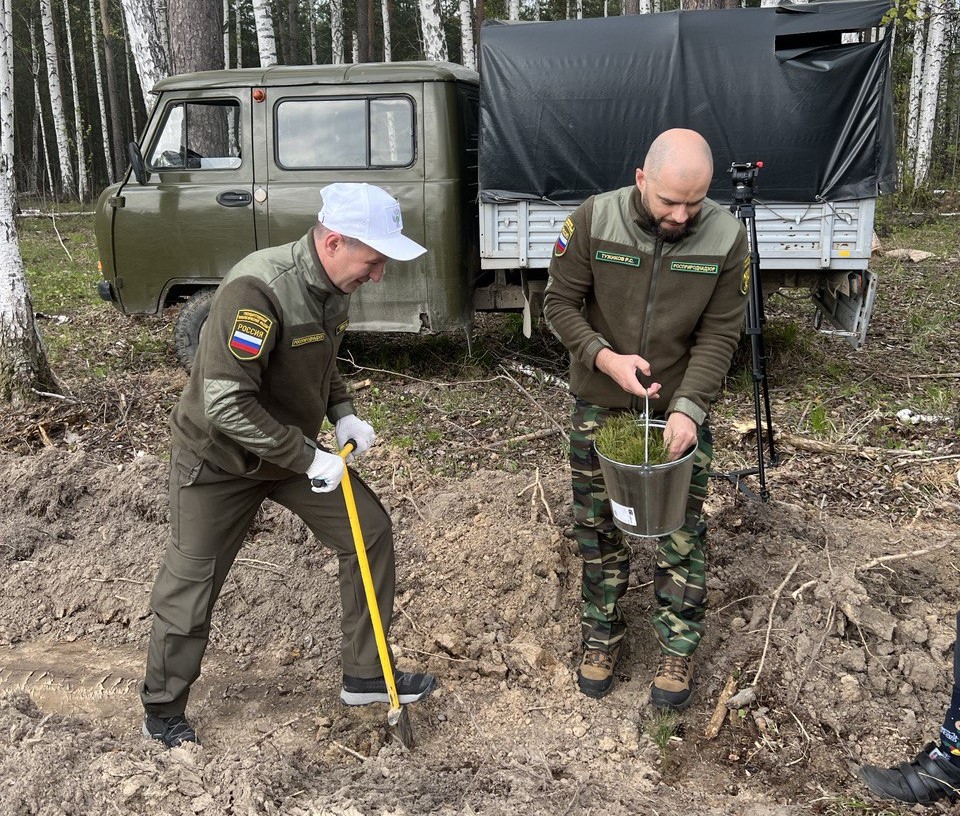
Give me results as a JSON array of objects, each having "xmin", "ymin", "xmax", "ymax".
[
  {"xmin": 651, "ymin": 654, "xmax": 694, "ymax": 710},
  {"xmin": 577, "ymin": 645, "xmax": 621, "ymax": 698}
]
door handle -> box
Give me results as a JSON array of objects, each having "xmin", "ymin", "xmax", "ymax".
[{"xmin": 216, "ymin": 190, "xmax": 252, "ymax": 207}]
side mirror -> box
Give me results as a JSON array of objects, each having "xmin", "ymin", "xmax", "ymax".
[{"xmin": 127, "ymin": 142, "xmax": 148, "ymax": 185}]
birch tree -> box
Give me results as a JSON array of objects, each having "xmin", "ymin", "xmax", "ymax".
[
  {"xmin": 88, "ymin": 0, "xmax": 114, "ymax": 184},
  {"xmin": 308, "ymin": 0, "xmax": 317, "ymax": 63},
  {"xmin": 331, "ymin": 0, "xmax": 344, "ymax": 63},
  {"xmin": 906, "ymin": 0, "xmax": 928, "ymax": 161},
  {"xmin": 1, "ymin": 0, "xmax": 59, "ymax": 405},
  {"xmin": 381, "ymin": 0, "xmax": 392, "ymax": 62},
  {"xmin": 235, "ymin": 0, "xmax": 243, "ymax": 67},
  {"xmin": 914, "ymin": 3, "xmax": 948, "ymax": 185},
  {"xmin": 508, "ymin": 0, "xmax": 518, "ymax": 19},
  {"xmin": 419, "ymin": 0, "xmax": 447, "ymax": 61},
  {"xmin": 63, "ymin": 0, "xmax": 89, "ymax": 201},
  {"xmin": 252, "ymin": 0, "xmax": 277, "ymax": 66},
  {"xmin": 119, "ymin": 0, "xmax": 169, "ymax": 112},
  {"xmin": 40, "ymin": 0, "xmax": 75, "ymax": 197},
  {"xmin": 459, "ymin": 0, "xmax": 474, "ymax": 69}
]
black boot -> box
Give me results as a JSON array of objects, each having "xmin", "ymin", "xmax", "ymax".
[{"xmin": 858, "ymin": 743, "xmax": 960, "ymax": 805}]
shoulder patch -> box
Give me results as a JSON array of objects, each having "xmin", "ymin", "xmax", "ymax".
[
  {"xmin": 229, "ymin": 308, "xmax": 273, "ymax": 360},
  {"xmin": 336, "ymin": 318, "xmax": 350, "ymax": 335},
  {"xmin": 554, "ymin": 217, "xmax": 575, "ymax": 257},
  {"xmin": 740, "ymin": 254, "xmax": 751, "ymax": 295}
]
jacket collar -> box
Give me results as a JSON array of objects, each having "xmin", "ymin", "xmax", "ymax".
[
  {"xmin": 628, "ymin": 184, "xmax": 704, "ymax": 242},
  {"xmin": 294, "ymin": 227, "xmax": 343, "ymax": 296}
]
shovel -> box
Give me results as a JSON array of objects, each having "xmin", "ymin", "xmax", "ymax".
[{"xmin": 337, "ymin": 441, "xmax": 415, "ymax": 749}]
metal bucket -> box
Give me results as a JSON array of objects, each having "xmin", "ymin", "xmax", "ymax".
[{"xmin": 595, "ymin": 420, "xmax": 696, "ymax": 538}]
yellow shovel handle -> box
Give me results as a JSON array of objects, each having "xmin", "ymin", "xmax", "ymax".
[{"xmin": 338, "ymin": 443, "xmax": 401, "ymax": 712}]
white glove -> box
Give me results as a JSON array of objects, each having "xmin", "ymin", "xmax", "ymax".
[
  {"xmin": 306, "ymin": 448, "xmax": 345, "ymax": 493},
  {"xmin": 335, "ymin": 414, "xmax": 376, "ymax": 461}
]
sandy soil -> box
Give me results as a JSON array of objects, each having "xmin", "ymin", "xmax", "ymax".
[{"xmin": 0, "ymin": 422, "xmax": 957, "ymax": 815}]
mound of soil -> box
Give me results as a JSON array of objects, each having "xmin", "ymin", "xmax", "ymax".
[{"xmin": 1, "ymin": 441, "xmax": 956, "ymax": 815}]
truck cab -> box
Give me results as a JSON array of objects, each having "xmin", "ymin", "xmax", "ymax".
[{"xmin": 96, "ymin": 62, "xmax": 480, "ymax": 366}]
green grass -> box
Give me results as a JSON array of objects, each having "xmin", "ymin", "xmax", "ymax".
[
  {"xmin": 816, "ymin": 795, "xmax": 906, "ymax": 816},
  {"xmin": 595, "ymin": 412, "xmax": 671, "ymax": 465},
  {"xmin": 17, "ymin": 211, "xmax": 100, "ymax": 314}
]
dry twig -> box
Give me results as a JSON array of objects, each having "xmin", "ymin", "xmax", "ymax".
[
  {"xmin": 856, "ymin": 540, "xmax": 954, "ymax": 572},
  {"xmin": 749, "ymin": 559, "xmax": 800, "ymax": 687}
]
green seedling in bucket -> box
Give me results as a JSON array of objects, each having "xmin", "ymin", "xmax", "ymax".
[{"xmin": 595, "ymin": 412, "xmax": 671, "ymax": 466}]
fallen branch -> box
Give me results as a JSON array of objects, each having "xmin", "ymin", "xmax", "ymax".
[
  {"xmin": 704, "ymin": 674, "xmax": 738, "ymax": 739},
  {"xmin": 856, "ymin": 541, "xmax": 954, "ymax": 572},
  {"xmin": 775, "ymin": 431, "xmax": 930, "ymax": 460},
  {"xmin": 791, "ymin": 602, "xmax": 836, "ymax": 706},
  {"xmin": 481, "ymin": 428, "xmax": 561, "ymax": 450},
  {"xmin": 497, "ymin": 366, "xmax": 569, "ymax": 443},
  {"xmin": 749, "ymin": 559, "xmax": 800, "ymax": 687}
]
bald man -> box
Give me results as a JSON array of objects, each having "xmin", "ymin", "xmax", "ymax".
[{"xmin": 544, "ymin": 129, "xmax": 749, "ymax": 708}]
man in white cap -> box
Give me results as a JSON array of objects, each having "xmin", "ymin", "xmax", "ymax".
[{"xmin": 140, "ymin": 183, "xmax": 433, "ymax": 747}]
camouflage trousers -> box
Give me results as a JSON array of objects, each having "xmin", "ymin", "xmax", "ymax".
[{"xmin": 570, "ymin": 399, "xmax": 714, "ymax": 657}]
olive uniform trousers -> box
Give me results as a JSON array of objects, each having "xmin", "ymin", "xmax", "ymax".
[{"xmin": 141, "ymin": 445, "xmax": 394, "ymax": 717}]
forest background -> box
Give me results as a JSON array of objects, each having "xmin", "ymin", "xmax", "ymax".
[{"xmin": 0, "ymin": 0, "xmax": 957, "ymax": 206}]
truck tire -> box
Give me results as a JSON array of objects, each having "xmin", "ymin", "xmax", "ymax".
[{"xmin": 174, "ymin": 289, "xmax": 216, "ymax": 371}]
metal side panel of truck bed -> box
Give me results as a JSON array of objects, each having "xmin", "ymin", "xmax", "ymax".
[{"xmin": 478, "ymin": 198, "xmax": 878, "ymax": 349}]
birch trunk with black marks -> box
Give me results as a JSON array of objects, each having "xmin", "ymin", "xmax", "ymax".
[
  {"xmin": 458, "ymin": 0, "xmax": 474, "ymax": 69},
  {"xmin": 419, "ymin": 0, "xmax": 446, "ymax": 61},
  {"xmin": 0, "ymin": 0, "xmax": 59, "ymax": 404},
  {"xmin": 914, "ymin": 3, "xmax": 947, "ymax": 185},
  {"xmin": 331, "ymin": 0, "xmax": 344, "ymax": 63},
  {"xmin": 119, "ymin": 0, "xmax": 169, "ymax": 113},
  {"xmin": 251, "ymin": 0, "xmax": 277, "ymax": 67},
  {"xmin": 381, "ymin": 0, "xmax": 392, "ymax": 62},
  {"xmin": 40, "ymin": 0, "xmax": 75, "ymax": 197},
  {"xmin": 63, "ymin": 0, "xmax": 89, "ymax": 202},
  {"xmin": 31, "ymin": 25, "xmax": 55, "ymax": 196}
]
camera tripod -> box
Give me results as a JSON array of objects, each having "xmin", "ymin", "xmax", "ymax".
[{"xmin": 718, "ymin": 161, "xmax": 778, "ymax": 501}]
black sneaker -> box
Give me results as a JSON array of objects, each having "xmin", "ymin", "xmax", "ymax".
[
  {"xmin": 340, "ymin": 671, "xmax": 436, "ymax": 705},
  {"xmin": 858, "ymin": 743, "xmax": 960, "ymax": 805},
  {"xmin": 142, "ymin": 714, "xmax": 200, "ymax": 748}
]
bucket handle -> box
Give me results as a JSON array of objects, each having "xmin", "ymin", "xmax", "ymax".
[{"xmin": 644, "ymin": 392, "xmax": 650, "ymax": 464}]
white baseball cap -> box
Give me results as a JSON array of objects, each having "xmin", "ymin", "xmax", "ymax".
[{"xmin": 317, "ymin": 183, "xmax": 427, "ymax": 261}]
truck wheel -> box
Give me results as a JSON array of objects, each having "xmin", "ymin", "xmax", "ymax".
[{"xmin": 174, "ymin": 289, "xmax": 215, "ymax": 371}]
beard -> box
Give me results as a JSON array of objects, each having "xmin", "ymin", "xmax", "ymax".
[{"xmin": 639, "ymin": 193, "xmax": 699, "ymax": 244}]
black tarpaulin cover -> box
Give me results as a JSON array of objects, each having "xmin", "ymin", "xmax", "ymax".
[{"xmin": 478, "ymin": 0, "xmax": 897, "ymax": 204}]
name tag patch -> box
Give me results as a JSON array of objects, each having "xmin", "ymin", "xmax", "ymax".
[
  {"xmin": 336, "ymin": 319, "xmax": 350, "ymax": 335},
  {"xmin": 740, "ymin": 254, "xmax": 751, "ymax": 295},
  {"xmin": 229, "ymin": 309, "xmax": 273, "ymax": 360},
  {"xmin": 292, "ymin": 332, "xmax": 326, "ymax": 347},
  {"xmin": 670, "ymin": 261, "xmax": 719, "ymax": 275},
  {"xmin": 596, "ymin": 250, "xmax": 641, "ymax": 267}
]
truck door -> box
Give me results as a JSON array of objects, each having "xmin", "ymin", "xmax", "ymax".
[
  {"xmin": 111, "ymin": 92, "xmax": 256, "ymax": 314},
  {"xmin": 255, "ymin": 85, "xmax": 431, "ymax": 331}
]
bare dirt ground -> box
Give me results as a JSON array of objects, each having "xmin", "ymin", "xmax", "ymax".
[{"xmin": 1, "ymin": 243, "xmax": 959, "ymax": 814}]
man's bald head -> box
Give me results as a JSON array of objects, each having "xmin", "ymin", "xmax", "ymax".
[
  {"xmin": 635, "ymin": 129, "xmax": 714, "ymax": 243},
  {"xmin": 642, "ymin": 128, "xmax": 714, "ymax": 186}
]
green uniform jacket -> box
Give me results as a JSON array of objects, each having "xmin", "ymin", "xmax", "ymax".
[
  {"xmin": 544, "ymin": 186, "xmax": 749, "ymax": 425},
  {"xmin": 169, "ymin": 229, "xmax": 355, "ymax": 479}
]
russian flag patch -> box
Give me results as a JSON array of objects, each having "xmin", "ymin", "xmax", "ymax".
[
  {"xmin": 228, "ymin": 308, "xmax": 273, "ymax": 360},
  {"xmin": 554, "ymin": 216, "xmax": 575, "ymax": 257}
]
